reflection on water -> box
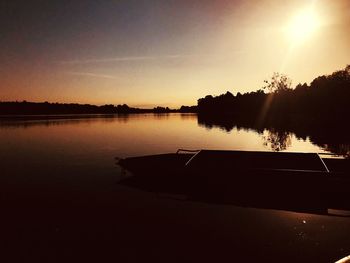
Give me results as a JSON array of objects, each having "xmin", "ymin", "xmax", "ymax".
[
  {"xmin": 263, "ymin": 129, "xmax": 292, "ymax": 152},
  {"xmin": 0, "ymin": 113, "xmax": 349, "ymax": 156},
  {"xmin": 197, "ymin": 114, "xmax": 350, "ymax": 157},
  {"xmin": 1, "ymin": 113, "xmax": 350, "ymax": 262},
  {"xmin": 0, "ymin": 114, "xmax": 130, "ymax": 128}
]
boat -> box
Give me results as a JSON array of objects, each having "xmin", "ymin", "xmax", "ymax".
[{"xmin": 117, "ymin": 149, "xmax": 350, "ymax": 216}]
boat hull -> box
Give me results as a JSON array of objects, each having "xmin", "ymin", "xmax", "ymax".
[{"xmin": 117, "ymin": 151, "xmax": 350, "ymax": 215}]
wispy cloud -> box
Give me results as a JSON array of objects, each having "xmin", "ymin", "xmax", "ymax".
[
  {"xmin": 59, "ymin": 55, "xmax": 187, "ymax": 65},
  {"xmin": 66, "ymin": 72, "xmax": 117, "ymax": 79}
]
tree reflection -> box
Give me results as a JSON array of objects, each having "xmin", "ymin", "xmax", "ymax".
[
  {"xmin": 197, "ymin": 113, "xmax": 350, "ymax": 157},
  {"xmin": 323, "ymin": 144, "xmax": 350, "ymax": 158},
  {"xmin": 262, "ymin": 129, "xmax": 292, "ymax": 152}
]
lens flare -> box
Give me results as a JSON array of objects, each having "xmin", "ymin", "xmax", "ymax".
[{"xmin": 286, "ymin": 8, "xmax": 320, "ymax": 43}]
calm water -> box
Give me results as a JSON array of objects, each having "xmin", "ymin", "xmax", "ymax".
[
  {"xmin": 1, "ymin": 113, "xmax": 350, "ymax": 262},
  {"xmin": 0, "ymin": 113, "xmax": 331, "ymax": 187}
]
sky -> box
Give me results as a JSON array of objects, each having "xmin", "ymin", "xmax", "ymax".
[{"xmin": 1, "ymin": 0, "xmax": 349, "ymax": 108}]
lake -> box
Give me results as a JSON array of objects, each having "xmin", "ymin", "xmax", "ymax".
[{"xmin": 1, "ymin": 113, "xmax": 350, "ymax": 262}]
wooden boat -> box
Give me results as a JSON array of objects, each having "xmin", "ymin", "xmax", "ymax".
[{"xmin": 118, "ymin": 150, "xmax": 350, "ymax": 216}]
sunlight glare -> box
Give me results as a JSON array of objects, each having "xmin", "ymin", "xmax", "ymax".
[{"xmin": 287, "ymin": 8, "xmax": 320, "ymax": 43}]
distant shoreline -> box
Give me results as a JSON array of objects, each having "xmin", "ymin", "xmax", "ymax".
[
  {"xmin": 0, "ymin": 101, "xmax": 197, "ymax": 116},
  {"xmin": 0, "ymin": 112, "xmax": 197, "ymax": 121}
]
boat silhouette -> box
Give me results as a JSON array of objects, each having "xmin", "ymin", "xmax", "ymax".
[{"xmin": 117, "ymin": 150, "xmax": 350, "ymax": 216}]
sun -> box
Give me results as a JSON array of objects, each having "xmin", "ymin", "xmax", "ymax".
[{"xmin": 286, "ymin": 8, "xmax": 320, "ymax": 43}]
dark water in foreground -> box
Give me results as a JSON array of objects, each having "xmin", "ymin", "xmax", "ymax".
[{"xmin": 1, "ymin": 114, "xmax": 350, "ymax": 262}]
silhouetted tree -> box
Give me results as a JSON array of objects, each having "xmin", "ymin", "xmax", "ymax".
[
  {"xmin": 197, "ymin": 64, "xmax": 350, "ymax": 126},
  {"xmin": 179, "ymin": 105, "xmax": 197, "ymax": 113},
  {"xmin": 263, "ymin": 73, "xmax": 292, "ymax": 93}
]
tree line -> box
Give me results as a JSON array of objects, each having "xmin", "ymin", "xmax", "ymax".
[
  {"xmin": 1, "ymin": 65, "xmax": 348, "ymax": 119},
  {"xmin": 0, "ymin": 101, "xmax": 197, "ymax": 115},
  {"xmin": 197, "ymin": 65, "xmax": 350, "ymax": 127}
]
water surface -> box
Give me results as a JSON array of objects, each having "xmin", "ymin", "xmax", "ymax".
[{"xmin": 1, "ymin": 114, "xmax": 350, "ymax": 262}]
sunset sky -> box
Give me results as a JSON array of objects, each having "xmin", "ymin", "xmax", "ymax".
[{"xmin": 1, "ymin": 0, "xmax": 349, "ymax": 108}]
